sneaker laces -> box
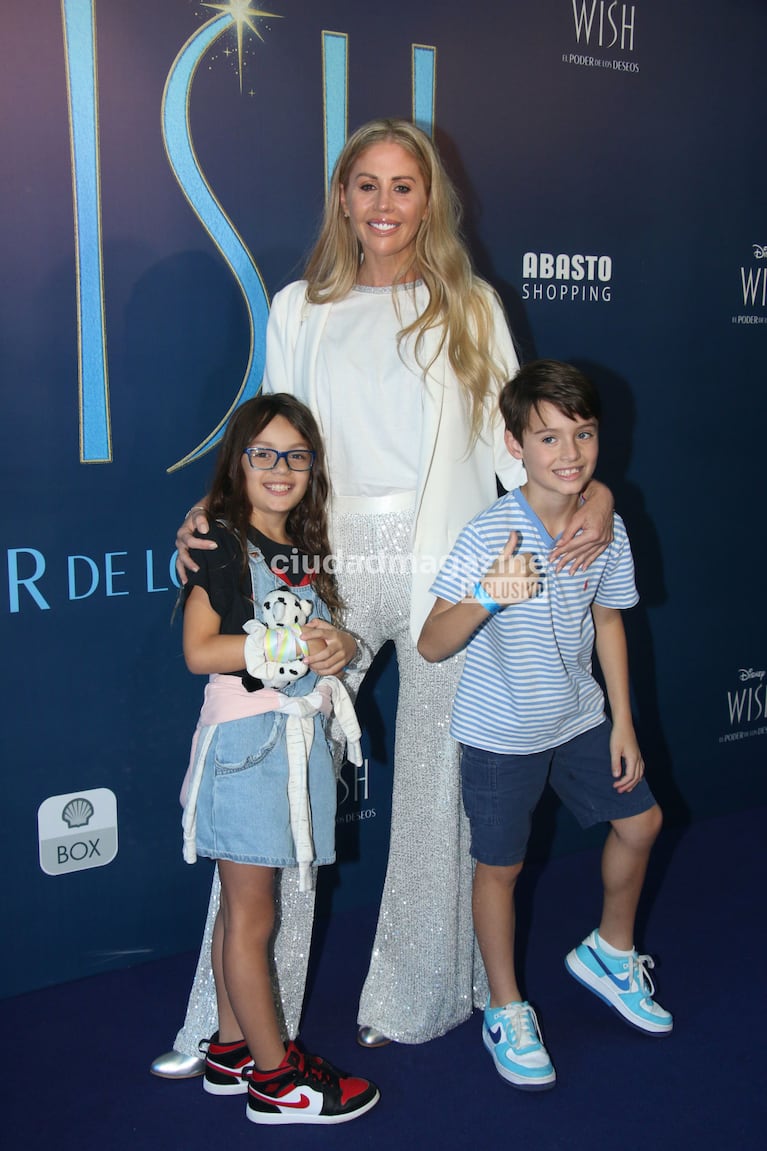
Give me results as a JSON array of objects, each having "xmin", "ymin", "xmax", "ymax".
[
  {"xmin": 498, "ymin": 1002, "xmax": 543, "ymax": 1052},
  {"xmin": 630, "ymin": 952, "xmax": 657, "ymax": 999},
  {"xmin": 287, "ymin": 1044, "xmax": 336, "ymax": 1088}
]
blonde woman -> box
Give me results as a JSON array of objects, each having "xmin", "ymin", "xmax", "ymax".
[{"xmin": 153, "ymin": 119, "xmax": 612, "ymax": 1075}]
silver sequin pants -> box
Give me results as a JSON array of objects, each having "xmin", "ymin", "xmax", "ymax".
[
  {"xmin": 171, "ymin": 508, "xmax": 486, "ymax": 1054},
  {"xmin": 337, "ymin": 508, "xmax": 487, "ymax": 1042}
]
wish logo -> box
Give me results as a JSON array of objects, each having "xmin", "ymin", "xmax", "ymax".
[
  {"xmin": 521, "ymin": 252, "xmax": 613, "ymax": 304},
  {"xmin": 732, "ymin": 243, "xmax": 767, "ymax": 325},
  {"xmin": 38, "ymin": 787, "xmax": 118, "ymax": 876},
  {"xmin": 562, "ymin": 1, "xmax": 640, "ymax": 73},
  {"xmin": 336, "ymin": 757, "xmax": 376, "ymax": 825},
  {"xmin": 719, "ymin": 668, "xmax": 767, "ymax": 744}
]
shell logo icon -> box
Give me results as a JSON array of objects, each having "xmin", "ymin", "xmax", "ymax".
[
  {"xmin": 37, "ymin": 788, "xmax": 118, "ymax": 876},
  {"xmin": 61, "ymin": 796, "xmax": 95, "ymax": 828}
]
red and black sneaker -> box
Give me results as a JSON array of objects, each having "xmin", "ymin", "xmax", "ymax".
[
  {"xmin": 199, "ymin": 1032, "xmax": 253, "ymax": 1096},
  {"xmin": 246, "ymin": 1040, "xmax": 380, "ymax": 1125}
]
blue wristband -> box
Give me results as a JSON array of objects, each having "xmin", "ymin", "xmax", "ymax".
[{"xmin": 473, "ymin": 581, "xmax": 503, "ymax": 615}]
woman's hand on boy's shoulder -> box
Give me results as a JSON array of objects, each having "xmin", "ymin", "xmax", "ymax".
[{"xmin": 549, "ymin": 480, "xmax": 614, "ymax": 574}]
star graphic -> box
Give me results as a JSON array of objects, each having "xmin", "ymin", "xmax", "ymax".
[{"xmin": 202, "ymin": 1, "xmax": 282, "ymax": 91}]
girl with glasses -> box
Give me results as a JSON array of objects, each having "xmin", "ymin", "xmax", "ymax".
[{"xmin": 175, "ymin": 391, "xmax": 379, "ymax": 1124}]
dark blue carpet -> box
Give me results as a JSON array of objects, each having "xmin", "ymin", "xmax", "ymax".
[{"xmin": 3, "ymin": 807, "xmax": 765, "ymax": 1150}]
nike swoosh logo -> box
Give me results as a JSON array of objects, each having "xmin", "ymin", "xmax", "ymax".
[
  {"xmin": 488, "ymin": 1025, "xmax": 503, "ymax": 1044},
  {"xmin": 249, "ymin": 1090, "xmax": 311, "ymax": 1110},
  {"xmin": 588, "ymin": 947, "xmax": 631, "ymax": 990}
]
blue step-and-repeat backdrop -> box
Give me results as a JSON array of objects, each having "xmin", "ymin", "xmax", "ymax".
[{"xmin": 2, "ymin": 0, "xmax": 765, "ymax": 997}]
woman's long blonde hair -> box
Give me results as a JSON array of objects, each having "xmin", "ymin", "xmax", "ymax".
[{"xmin": 303, "ymin": 118, "xmax": 510, "ymax": 440}]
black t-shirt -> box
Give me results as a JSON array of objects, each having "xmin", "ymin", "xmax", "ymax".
[{"xmin": 183, "ymin": 518, "xmax": 315, "ymax": 688}]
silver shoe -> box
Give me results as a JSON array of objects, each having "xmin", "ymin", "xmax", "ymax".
[
  {"xmin": 356, "ymin": 1025, "xmax": 392, "ymax": 1048},
  {"xmin": 149, "ymin": 1049, "xmax": 206, "ymax": 1079}
]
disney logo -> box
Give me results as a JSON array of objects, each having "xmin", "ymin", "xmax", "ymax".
[
  {"xmin": 753, "ymin": 245, "xmax": 767, "ymax": 259},
  {"xmin": 738, "ymin": 668, "xmax": 765, "ymax": 682}
]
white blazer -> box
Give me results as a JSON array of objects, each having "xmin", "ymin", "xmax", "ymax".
[{"xmin": 263, "ymin": 279, "xmax": 525, "ymax": 640}]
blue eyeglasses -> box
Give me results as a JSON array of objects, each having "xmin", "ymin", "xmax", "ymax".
[{"xmin": 243, "ymin": 447, "xmax": 316, "ymax": 471}]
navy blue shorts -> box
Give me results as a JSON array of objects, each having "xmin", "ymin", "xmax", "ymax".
[{"xmin": 460, "ymin": 721, "xmax": 657, "ymax": 866}]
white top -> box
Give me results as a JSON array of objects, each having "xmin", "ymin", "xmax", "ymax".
[
  {"xmin": 316, "ymin": 282, "xmax": 426, "ymax": 498},
  {"xmin": 263, "ymin": 279, "xmax": 525, "ymax": 639}
]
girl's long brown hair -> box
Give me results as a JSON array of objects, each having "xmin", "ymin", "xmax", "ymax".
[{"xmin": 207, "ymin": 393, "xmax": 342, "ymax": 618}]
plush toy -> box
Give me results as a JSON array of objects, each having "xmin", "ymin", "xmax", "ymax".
[
  {"xmin": 233, "ymin": 586, "xmax": 362, "ymax": 891},
  {"xmin": 243, "ymin": 587, "xmax": 312, "ymax": 689}
]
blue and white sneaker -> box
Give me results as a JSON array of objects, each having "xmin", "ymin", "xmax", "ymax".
[
  {"xmin": 482, "ymin": 1000, "xmax": 556, "ymax": 1090},
  {"xmin": 565, "ymin": 930, "xmax": 673, "ymax": 1035}
]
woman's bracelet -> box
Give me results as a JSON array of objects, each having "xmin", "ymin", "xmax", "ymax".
[
  {"xmin": 473, "ymin": 581, "xmax": 504, "ymax": 615},
  {"xmin": 185, "ymin": 504, "xmax": 207, "ymax": 521},
  {"xmin": 342, "ymin": 630, "xmax": 372, "ymax": 673}
]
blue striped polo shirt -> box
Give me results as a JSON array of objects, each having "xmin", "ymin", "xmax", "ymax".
[{"xmin": 429, "ymin": 489, "xmax": 639, "ymax": 754}]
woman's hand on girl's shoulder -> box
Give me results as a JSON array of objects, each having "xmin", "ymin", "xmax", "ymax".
[
  {"xmin": 175, "ymin": 503, "xmax": 216, "ymax": 583},
  {"xmin": 300, "ymin": 620, "xmax": 357, "ymax": 677}
]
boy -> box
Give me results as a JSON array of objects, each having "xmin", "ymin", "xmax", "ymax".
[{"xmin": 418, "ymin": 360, "xmax": 671, "ymax": 1091}]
